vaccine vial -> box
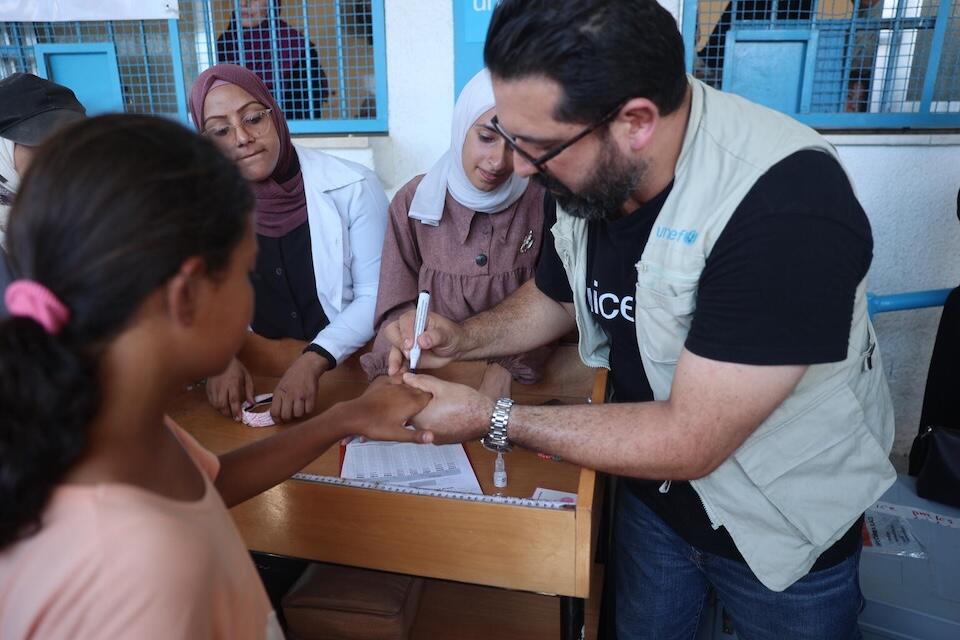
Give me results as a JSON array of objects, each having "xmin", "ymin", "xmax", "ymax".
[{"xmin": 493, "ymin": 451, "xmax": 507, "ymax": 488}]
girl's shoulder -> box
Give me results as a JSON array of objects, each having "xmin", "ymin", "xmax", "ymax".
[
  {"xmin": 0, "ymin": 485, "xmax": 218, "ymax": 613},
  {"xmin": 0, "ymin": 484, "xmax": 247, "ymax": 640},
  {"xmin": 391, "ymin": 174, "xmax": 427, "ymax": 209}
]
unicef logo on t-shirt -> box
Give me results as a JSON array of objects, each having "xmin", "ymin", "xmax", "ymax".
[
  {"xmin": 654, "ymin": 226, "xmax": 698, "ymax": 246},
  {"xmin": 586, "ymin": 281, "xmax": 635, "ymax": 322}
]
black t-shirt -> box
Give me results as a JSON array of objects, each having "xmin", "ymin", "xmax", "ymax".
[{"xmin": 536, "ymin": 150, "xmax": 870, "ymax": 569}]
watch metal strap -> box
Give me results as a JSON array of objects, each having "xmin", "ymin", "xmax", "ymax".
[{"xmin": 482, "ymin": 397, "xmax": 514, "ymax": 453}]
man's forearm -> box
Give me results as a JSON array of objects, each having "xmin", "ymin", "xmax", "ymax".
[
  {"xmin": 459, "ymin": 280, "xmax": 574, "ymax": 360},
  {"xmin": 505, "ymin": 354, "xmax": 803, "ymax": 480},
  {"xmin": 505, "ymin": 401, "xmax": 718, "ymax": 480}
]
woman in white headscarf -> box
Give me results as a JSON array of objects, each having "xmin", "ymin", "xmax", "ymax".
[{"xmin": 360, "ymin": 69, "xmax": 551, "ymax": 399}]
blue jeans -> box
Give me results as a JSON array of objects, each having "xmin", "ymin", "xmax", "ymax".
[{"xmin": 614, "ymin": 488, "xmax": 863, "ymax": 640}]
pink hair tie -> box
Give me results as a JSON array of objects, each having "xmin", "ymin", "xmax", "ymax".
[{"xmin": 4, "ymin": 280, "xmax": 71, "ymax": 335}]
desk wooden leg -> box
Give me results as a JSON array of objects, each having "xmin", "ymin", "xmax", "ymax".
[{"xmin": 561, "ymin": 596, "xmax": 585, "ymax": 640}]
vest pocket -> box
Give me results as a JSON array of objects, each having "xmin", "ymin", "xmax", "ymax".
[
  {"xmin": 634, "ymin": 260, "xmax": 698, "ymax": 364},
  {"xmin": 732, "ymin": 385, "xmax": 889, "ymax": 546}
]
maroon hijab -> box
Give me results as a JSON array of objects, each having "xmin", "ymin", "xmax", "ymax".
[{"xmin": 188, "ymin": 64, "xmax": 307, "ymax": 238}]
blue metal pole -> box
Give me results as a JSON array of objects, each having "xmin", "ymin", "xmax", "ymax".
[
  {"xmin": 10, "ymin": 23, "xmax": 30, "ymax": 72},
  {"xmin": 300, "ymin": 0, "xmax": 314, "ymax": 118},
  {"xmin": 917, "ymin": 0, "xmax": 953, "ymax": 113},
  {"xmin": 334, "ymin": 0, "xmax": 348, "ymax": 119},
  {"xmin": 168, "ymin": 18, "xmax": 189, "ymax": 123},
  {"xmin": 234, "ymin": 0, "xmax": 245, "ymax": 66},
  {"xmin": 842, "ymin": 0, "xmax": 864, "ymax": 112},
  {"xmin": 879, "ymin": 0, "xmax": 909, "ymax": 112},
  {"xmin": 867, "ymin": 288, "xmax": 953, "ymax": 317},
  {"xmin": 682, "ymin": 0, "xmax": 698, "ymax": 72},
  {"xmin": 267, "ymin": 0, "xmax": 283, "ymax": 107},
  {"xmin": 138, "ymin": 21, "xmax": 155, "ymax": 111},
  {"xmin": 203, "ymin": 0, "xmax": 216, "ymax": 67},
  {"xmin": 370, "ymin": 0, "xmax": 387, "ymax": 127}
]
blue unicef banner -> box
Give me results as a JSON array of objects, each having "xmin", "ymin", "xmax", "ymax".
[{"xmin": 454, "ymin": 0, "xmax": 496, "ymax": 97}]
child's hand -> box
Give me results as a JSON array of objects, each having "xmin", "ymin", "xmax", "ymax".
[
  {"xmin": 340, "ymin": 375, "xmax": 433, "ymax": 444},
  {"xmin": 206, "ymin": 357, "xmax": 254, "ymax": 420}
]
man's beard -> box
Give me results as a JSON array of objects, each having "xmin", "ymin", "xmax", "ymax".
[{"xmin": 534, "ymin": 140, "xmax": 646, "ymax": 222}]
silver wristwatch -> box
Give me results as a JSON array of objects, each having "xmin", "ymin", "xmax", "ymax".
[{"xmin": 481, "ymin": 397, "xmax": 514, "ymax": 453}]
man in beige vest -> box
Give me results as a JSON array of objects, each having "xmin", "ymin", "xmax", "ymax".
[{"xmin": 386, "ymin": 1, "xmax": 896, "ymax": 638}]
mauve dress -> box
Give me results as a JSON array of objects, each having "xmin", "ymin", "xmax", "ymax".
[{"xmin": 360, "ymin": 174, "xmax": 551, "ymax": 381}]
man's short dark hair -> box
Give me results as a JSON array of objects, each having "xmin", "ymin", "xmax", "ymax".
[{"xmin": 484, "ymin": 0, "xmax": 687, "ymax": 124}]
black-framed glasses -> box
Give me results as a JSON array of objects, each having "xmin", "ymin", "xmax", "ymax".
[{"xmin": 490, "ymin": 101, "xmax": 626, "ymax": 172}]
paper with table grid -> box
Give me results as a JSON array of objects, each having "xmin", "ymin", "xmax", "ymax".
[{"xmin": 340, "ymin": 440, "xmax": 483, "ymax": 494}]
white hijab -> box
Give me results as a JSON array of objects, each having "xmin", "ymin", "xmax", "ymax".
[
  {"xmin": 0, "ymin": 138, "xmax": 20, "ymax": 248},
  {"xmin": 408, "ymin": 68, "xmax": 528, "ymax": 226}
]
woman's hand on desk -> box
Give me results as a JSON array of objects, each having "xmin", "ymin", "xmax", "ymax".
[
  {"xmin": 206, "ymin": 356, "xmax": 255, "ymax": 420},
  {"xmin": 385, "ymin": 310, "xmax": 466, "ymax": 375},
  {"xmin": 403, "ymin": 373, "xmax": 492, "ymax": 444},
  {"xmin": 271, "ymin": 351, "xmax": 330, "ymax": 422},
  {"xmin": 337, "ymin": 375, "xmax": 434, "ymax": 444}
]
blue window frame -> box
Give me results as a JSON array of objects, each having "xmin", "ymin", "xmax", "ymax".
[
  {"xmin": 683, "ymin": 0, "xmax": 960, "ymax": 129},
  {"xmin": 0, "ymin": 1, "xmax": 387, "ymax": 134}
]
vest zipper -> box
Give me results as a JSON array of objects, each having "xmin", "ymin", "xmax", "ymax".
[
  {"xmin": 692, "ymin": 483, "xmax": 723, "ymax": 530},
  {"xmin": 661, "ymin": 480, "xmax": 721, "ymax": 530}
]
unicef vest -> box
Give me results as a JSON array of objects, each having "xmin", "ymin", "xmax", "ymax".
[{"xmin": 552, "ymin": 77, "xmax": 895, "ymax": 591}]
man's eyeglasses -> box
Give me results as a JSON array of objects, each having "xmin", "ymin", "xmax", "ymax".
[
  {"xmin": 202, "ymin": 108, "xmax": 273, "ymax": 141},
  {"xmin": 490, "ymin": 101, "xmax": 626, "ymax": 172}
]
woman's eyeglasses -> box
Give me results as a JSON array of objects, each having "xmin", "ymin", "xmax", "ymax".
[{"xmin": 202, "ymin": 108, "xmax": 273, "ymax": 141}]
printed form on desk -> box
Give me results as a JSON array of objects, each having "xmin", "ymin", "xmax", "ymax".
[{"xmin": 341, "ymin": 440, "xmax": 483, "ymax": 494}]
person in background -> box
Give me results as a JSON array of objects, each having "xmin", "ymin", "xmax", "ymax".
[
  {"xmin": 189, "ymin": 64, "xmax": 388, "ymax": 423},
  {"xmin": 0, "ymin": 114, "xmax": 430, "ymax": 639},
  {"xmin": 360, "ymin": 69, "xmax": 551, "ymax": 400},
  {"xmin": 0, "ymin": 73, "xmax": 85, "ymax": 315},
  {"xmin": 217, "ymin": 0, "xmax": 329, "ymax": 119}
]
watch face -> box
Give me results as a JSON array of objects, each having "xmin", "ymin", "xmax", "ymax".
[{"xmin": 481, "ymin": 436, "xmax": 511, "ymax": 454}]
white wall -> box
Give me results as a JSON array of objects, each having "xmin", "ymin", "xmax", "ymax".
[
  {"xmin": 309, "ymin": 0, "xmax": 960, "ymax": 470},
  {"xmin": 370, "ymin": 0, "xmax": 454, "ymax": 193},
  {"xmin": 298, "ymin": 0, "xmax": 454, "ymax": 194}
]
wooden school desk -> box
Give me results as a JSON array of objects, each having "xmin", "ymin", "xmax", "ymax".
[{"xmin": 167, "ymin": 335, "xmax": 607, "ymax": 640}]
